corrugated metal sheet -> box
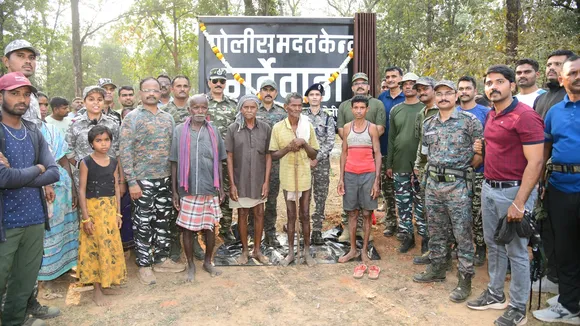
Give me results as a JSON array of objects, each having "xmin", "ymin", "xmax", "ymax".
[{"xmin": 354, "ymin": 13, "xmax": 378, "ymax": 97}]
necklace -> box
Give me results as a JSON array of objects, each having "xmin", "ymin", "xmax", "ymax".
[{"xmin": 1, "ymin": 122, "xmax": 27, "ymax": 141}]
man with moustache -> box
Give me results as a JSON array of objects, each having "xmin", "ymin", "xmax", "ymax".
[
  {"xmin": 205, "ymin": 68, "xmax": 238, "ymax": 245},
  {"xmin": 378, "ymin": 67, "xmax": 405, "ymax": 237},
  {"xmin": 97, "ymin": 78, "xmax": 121, "ymax": 125},
  {"xmin": 337, "ymin": 72, "xmax": 386, "ymax": 242},
  {"xmin": 69, "ymin": 97, "xmax": 83, "ymax": 118},
  {"xmin": 157, "ymin": 74, "xmax": 172, "ymax": 108},
  {"xmin": 456, "ymin": 76, "xmax": 490, "ymax": 267},
  {"xmin": 118, "ymin": 86, "xmax": 135, "ymax": 111},
  {"xmin": 120, "ymin": 77, "xmax": 185, "ymax": 286},
  {"xmin": 386, "ymin": 73, "xmax": 425, "ymax": 253},
  {"xmin": 163, "ymin": 75, "xmax": 192, "ymax": 124},
  {"xmin": 515, "ymin": 59, "xmax": 546, "ymax": 108},
  {"xmin": 468, "ymin": 65, "xmax": 544, "ymax": 326},
  {"xmin": 413, "ymin": 80, "xmax": 483, "ymax": 304}
]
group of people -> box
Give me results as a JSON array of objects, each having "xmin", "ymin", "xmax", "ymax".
[{"xmin": 0, "ymin": 36, "xmax": 578, "ymax": 326}]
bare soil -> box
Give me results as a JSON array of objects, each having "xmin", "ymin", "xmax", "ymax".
[{"xmin": 39, "ymin": 150, "xmax": 551, "ymax": 325}]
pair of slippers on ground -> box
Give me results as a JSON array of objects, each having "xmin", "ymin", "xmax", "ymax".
[{"xmin": 353, "ymin": 264, "xmax": 380, "ymax": 279}]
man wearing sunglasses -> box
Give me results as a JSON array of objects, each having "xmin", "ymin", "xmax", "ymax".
[{"xmin": 206, "ymin": 68, "xmax": 238, "ymax": 245}]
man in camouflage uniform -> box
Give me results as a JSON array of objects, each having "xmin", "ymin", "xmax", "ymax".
[
  {"xmin": 163, "ymin": 75, "xmax": 192, "ymax": 124},
  {"xmin": 249, "ymin": 79, "xmax": 287, "ymax": 247},
  {"xmin": 304, "ymin": 83, "xmax": 335, "ymax": 245},
  {"xmin": 413, "ymin": 80, "xmax": 483, "ymax": 304},
  {"xmin": 206, "ymin": 68, "xmax": 238, "ymax": 244}
]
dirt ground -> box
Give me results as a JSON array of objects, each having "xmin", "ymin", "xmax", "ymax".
[{"xmin": 39, "ymin": 145, "xmax": 553, "ymax": 326}]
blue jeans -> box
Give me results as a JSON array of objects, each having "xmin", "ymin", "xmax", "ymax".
[{"xmin": 481, "ymin": 182, "xmax": 537, "ymax": 312}]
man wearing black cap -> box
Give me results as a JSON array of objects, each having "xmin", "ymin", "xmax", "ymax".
[
  {"xmin": 0, "ymin": 72, "xmax": 60, "ymax": 326},
  {"xmin": 304, "ymin": 83, "xmax": 335, "ymax": 245}
]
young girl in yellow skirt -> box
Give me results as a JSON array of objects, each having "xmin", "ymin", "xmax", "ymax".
[{"xmin": 78, "ymin": 125, "xmax": 127, "ymax": 306}]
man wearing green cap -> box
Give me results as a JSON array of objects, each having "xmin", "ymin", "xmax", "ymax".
[
  {"xmin": 336, "ymin": 72, "xmax": 386, "ymax": 242},
  {"xmin": 206, "ymin": 68, "xmax": 238, "ymax": 244}
]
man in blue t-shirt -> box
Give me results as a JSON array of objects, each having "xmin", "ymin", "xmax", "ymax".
[
  {"xmin": 533, "ymin": 55, "xmax": 580, "ymax": 324},
  {"xmin": 377, "ymin": 66, "xmax": 405, "ymax": 236},
  {"xmin": 456, "ymin": 76, "xmax": 490, "ymax": 267},
  {"xmin": 0, "ymin": 72, "xmax": 59, "ymax": 326}
]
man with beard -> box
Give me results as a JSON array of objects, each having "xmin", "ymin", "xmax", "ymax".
[
  {"xmin": 206, "ymin": 68, "xmax": 238, "ymax": 245},
  {"xmin": 515, "ymin": 58, "xmax": 546, "ymax": 108},
  {"xmin": 120, "ymin": 77, "xmax": 185, "ymax": 285},
  {"xmin": 0, "ymin": 72, "xmax": 60, "ymax": 326},
  {"xmin": 456, "ymin": 76, "xmax": 490, "ymax": 267},
  {"xmin": 118, "ymin": 86, "xmax": 135, "ymax": 111},
  {"xmin": 97, "ymin": 78, "xmax": 122, "ymax": 125},
  {"xmin": 337, "ymin": 72, "xmax": 386, "ymax": 242},
  {"xmin": 163, "ymin": 75, "xmax": 192, "ymax": 124},
  {"xmin": 386, "ymin": 73, "xmax": 425, "ymax": 253},
  {"xmin": 378, "ymin": 67, "xmax": 405, "ymax": 237},
  {"xmin": 157, "ymin": 74, "xmax": 172, "ymax": 108}
]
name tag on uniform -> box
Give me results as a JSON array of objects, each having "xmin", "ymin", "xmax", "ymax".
[{"xmin": 421, "ymin": 145, "xmax": 428, "ymax": 155}]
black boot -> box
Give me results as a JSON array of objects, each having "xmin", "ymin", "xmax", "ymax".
[
  {"xmin": 383, "ymin": 225, "xmax": 396, "ymax": 237},
  {"xmin": 474, "ymin": 244, "xmax": 486, "ymax": 267},
  {"xmin": 264, "ymin": 233, "xmax": 281, "ymax": 247},
  {"xmin": 449, "ymin": 273, "xmax": 472, "ymax": 302},
  {"xmin": 311, "ymin": 231, "xmax": 324, "ymax": 245},
  {"xmin": 413, "ymin": 251, "xmax": 431, "ymax": 265},
  {"xmin": 219, "ymin": 228, "xmax": 236, "ymax": 245},
  {"xmin": 421, "ymin": 236, "xmax": 429, "ymax": 254},
  {"xmin": 398, "ymin": 234, "xmax": 415, "ymax": 253}
]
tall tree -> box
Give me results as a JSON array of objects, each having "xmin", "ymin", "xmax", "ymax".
[{"xmin": 505, "ymin": 0, "xmax": 521, "ymax": 63}]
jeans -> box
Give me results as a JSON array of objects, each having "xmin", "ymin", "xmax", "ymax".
[{"xmin": 482, "ymin": 182, "xmax": 537, "ymax": 312}]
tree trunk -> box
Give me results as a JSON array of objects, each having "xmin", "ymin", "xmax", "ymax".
[
  {"xmin": 426, "ymin": 0, "xmax": 434, "ymax": 46},
  {"xmin": 71, "ymin": 0, "xmax": 83, "ymax": 97},
  {"xmin": 244, "ymin": 0, "xmax": 255, "ymax": 15},
  {"xmin": 505, "ymin": 0, "xmax": 520, "ymax": 64}
]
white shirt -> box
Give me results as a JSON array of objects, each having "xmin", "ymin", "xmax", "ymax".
[
  {"xmin": 516, "ymin": 89, "xmax": 547, "ymax": 108},
  {"xmin": 45, "ymin": 115, "xmax": 73, "ymax": 134}
]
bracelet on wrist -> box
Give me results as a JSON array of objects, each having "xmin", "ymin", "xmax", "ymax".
[
  {"xmin": 81, "ymin": 218, "xmax": 91, "ymax": 224},
  {"xmin": 511, "ymin": 202, "xmax": 525, "ymax": 214}
]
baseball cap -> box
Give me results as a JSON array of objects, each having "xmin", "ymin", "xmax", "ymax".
[
  {"xmin": 0, "ymin": 72, "xmax": 38, "ymax": 93},
  {"xmin": 4, "ymin": 40, "xmax": 40, "ymax": 57},
  {"xmin": 414, "ymin": 76, "xmax": 436, "ymax": 89},
  {"xmin": 209, "ymin": 68, "xmax": 227, "ymax": 80},
  {"xmin": 351, "ymin": 72, "xmax": 369, "ymax": 83},
  {"xmin": 434, "ymin": 80, "xmax": 457, "ymax": 91},
  {"xmin": 260, "ymin": 79, "xmax": 278, "ymax": 90},
  {"xmin": 400, "ymin": 73, "xmax": 419, "ymax": 83},
  {"xmin": 98, "ymin": 78, "xmax": 117, "ymax": 89},
  {"xmin": 83, "ymin": 85, "xmax": 106, "ymax": 100}
]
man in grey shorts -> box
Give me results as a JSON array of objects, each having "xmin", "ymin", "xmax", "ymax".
[{"xmin": 337, "ymin": 95, "xmax": 382, "ymax": 265}]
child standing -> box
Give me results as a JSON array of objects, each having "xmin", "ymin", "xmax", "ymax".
[{"xmin": 78, "ymin": 125, "xmax": 126, "ymax": 306}]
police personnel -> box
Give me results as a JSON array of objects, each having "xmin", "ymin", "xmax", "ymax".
[
  {"xmin": 304, "ymin": 83, "xmax": 335, "ymax": 245},
  {"xmin": 206, "ymin": 68, "xmax": 238, "ymax": 245},
  {"xmin": 413, "ymin": 80, "xmax": 483, "ymax": 304}
]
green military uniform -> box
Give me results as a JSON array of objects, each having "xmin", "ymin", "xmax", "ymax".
[{"xmin": 162, "ymin": 100, "xmax": 189, "ymax": 124}]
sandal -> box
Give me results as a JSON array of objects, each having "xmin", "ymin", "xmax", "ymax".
[
  {"xmin": 368, "ymin": 265, "xmax": 380, "ymax": 280},
  {"xmin": 353, "ymin": 264, "xmax": 368, "ymax": 279}
]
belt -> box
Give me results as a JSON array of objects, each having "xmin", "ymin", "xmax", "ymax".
[
  {"xmin": 427, "ymin": 165, "xmax": 468, "ymax": 182},
  {"xmin": 485, "ymin": 179, "xmax": 521, "ymax": 189},
  {"xmin": 547, "ymin": 163, "xmax": 580, "ymax": 174}
]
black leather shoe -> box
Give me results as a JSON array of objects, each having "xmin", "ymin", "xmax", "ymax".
[{"xmin": 398, "ymin": 235, "xmax": 416, "ymax": 253}]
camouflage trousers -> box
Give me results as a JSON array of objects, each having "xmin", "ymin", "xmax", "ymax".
[
  {"xmin": 426, "ymin": 177, "xmax": 474, "ymax": 275},
  {"xmin": 249, "ymin": 161, "xmax": 280, "ymax": 237},
  {"xmin": 380, "ymin": 156, "xmax": 397, "ymax": 227},
  {"xmin": 394, "ymin": 173, "xmax": 426, "ymax": 237},
  {"xmin": 472, "ymin": 172, "xmax": 485, "ymax": 247},
  {"xmin": 132, "ymin": 177, "xmax": 175, "ymax": 267},
  {"xmin": 310, "ymin": 159, "xmax": 330, "ymax": 232},
  {"xmin": 219, "ymin": 161, "xmax": 233, "ymax": 235}
]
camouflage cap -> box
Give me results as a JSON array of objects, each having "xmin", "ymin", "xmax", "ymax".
[
  {"xmin": 400, "ymin": 72, "xmax": 419, "ymax": 84},
  {"xmin": 83, "ymin": 85, "xmax": 106, "ymax": 100},
  {"xmin": 414, "ymin": 76, "xmax": 436, "ymax": 89},
  {"xmin": 4, "ymin": 39, "xmax": 40, "ymax": 57},
  {"xmin": 260, "ymin": 79, "xmax": 278, "ymax": 90},
  {"xmin": 434, "ymin": 80, "xmax": 457, "ymax": 91},
  {"xmin": 98, "ymin": 77, "xmax": 117, "ymax": 89},
  {"xmin": 209, "ymin": 68, "xmax": 227, "ymax": 80},
  {"xmin": 351, "ymin": 72, "xmax": 369, "ymax": 83}
]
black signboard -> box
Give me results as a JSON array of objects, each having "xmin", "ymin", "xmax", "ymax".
[{"xmin": 198, "ymin": 16, "xmax": 354, "ymax": 115}]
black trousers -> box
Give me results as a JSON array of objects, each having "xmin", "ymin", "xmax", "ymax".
[{"xmin": 547, "ymin": 183, "xmax": 580, "ymax": 314}]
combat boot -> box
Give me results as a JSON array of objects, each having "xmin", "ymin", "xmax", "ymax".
[
  {"xmin": 193, "ymin": 233, "xmax": 205, "ymax": 260},
  {"xmin": 383, "ymin": 225, "xmax": 396, "ymax": 237},
  {"xmin": 421, "ymin": 236, "xmax": 429, "ymax": 254},
  {"xmin": 474, "ymin": 244, "xmax": 486, "ymax": 267},
  {"xmin": 413, "ymin": 264, "xmax": 446, "ymax": 283},
  {"xmin": 413, "ymin": 250, "xmax": 430, "ymax": 265},
  {"xmin": 398, "ymin": 234, "xmax": 415, "ymax": 253},
  {"xmin": 449, "ymin": 272, "xmax": 472, "ymax": 302},
  {"xmin": 264, "ymin": 233, "xmax": 281, "ymax": 247},
  {"xmin": 311, "ymin": 231, "xmax": 324, "ymax": 245}
]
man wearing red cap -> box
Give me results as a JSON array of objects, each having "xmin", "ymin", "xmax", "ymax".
[{"xmin": 0, "ymin": 72, "xmax": 60, "ymax": 326}]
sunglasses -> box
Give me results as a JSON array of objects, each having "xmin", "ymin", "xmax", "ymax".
[{"xmin": 211, "ymin": 79, "xmax": 226, "ymax": 85}]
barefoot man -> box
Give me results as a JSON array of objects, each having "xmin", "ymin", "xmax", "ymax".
[
  {"xmin": 170, "ymin": 94, "xmax": 227, "ymax": 281},
  {"xmin": 337, "ymin": 95, "xmax": 381, "ymax": 265},
  {"xmin": 226, "ymin": 95, "xmax": 272, "ymax": 264},
  {"xmin": 269, "ymin": 93, "xmax": 319, "ymax": 266}
]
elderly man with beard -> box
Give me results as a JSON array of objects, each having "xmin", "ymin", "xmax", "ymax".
[{"xmin": 171, "ymin": 94, "xmax": 226, "ymax": 282}]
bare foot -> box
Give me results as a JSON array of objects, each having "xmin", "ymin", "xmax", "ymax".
[
  {"xmin": 186, "ymin": 264, "xmax": 196, "ymax": 282},
  {"xmin": 237, "ymin": 250, "xmax": 250, "ymax": 265},
  {"xmin": 338, "ymin": 250, "xmax": 360, "ymax": 263},
  {"xmin": 280, "ymin": 254, "xmax": 295, "ymax": 267},
  {"xmin": 93, "ymin": 289, "xmax": 110, "ymax": 306},
  {"xmin": 203, "ymin": 262, "xmax": 222, "ymax": 277},
  {"xmin": 304, "ymin": 251, "xmax": 317, "ymax": 267},
  {"xmin": 101, "ymin": 287, "xmax": 123, "ymax": 295},
  {"xmin": 251, "ymin": 252, "xmax": 269, "ymax": 264}
]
